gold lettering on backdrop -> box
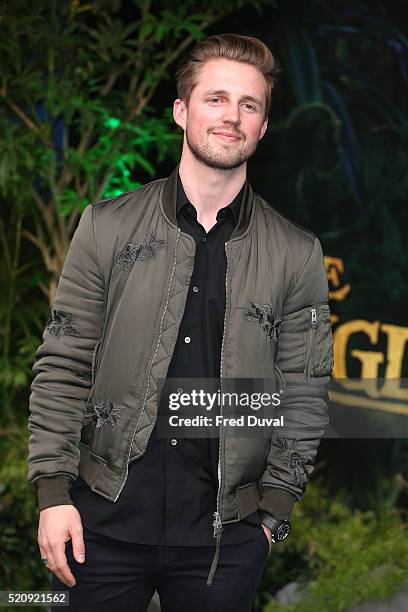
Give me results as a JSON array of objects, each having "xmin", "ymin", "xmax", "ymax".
[
  {"xmin": 323, "ymin": 256, "xmax": 407, "ymax": 415},
  {"xmin": 349, "ymin": 351, "xmax": 384, "ymax": 398},
  {"xmin": 381, "ymin": 324, "xmax": 408, "ymax": 400},
  {"xmin": 325, "ymin": 256, "xmax": 351, "ymax": 302},
  {"xmin": 332, "ymin": 320, "xmax": 382, "ymax": 380}
]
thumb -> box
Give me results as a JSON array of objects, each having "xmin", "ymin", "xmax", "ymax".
[{"xmin": 70, "ymin": 528, "xmax": 86, "ymax": 563}]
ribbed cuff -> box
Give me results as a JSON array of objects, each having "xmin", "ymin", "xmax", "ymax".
[
  {"xmin": 35, "ymin": 475, "xmax": 74, "ymax": 511},
  {"xmin": 257, "ymin": 486, "xmax": 298, "ymax": 520}
]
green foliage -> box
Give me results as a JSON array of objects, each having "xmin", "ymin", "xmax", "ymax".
[
  {"xmin": 253, "ymin": 479, "xmax": 408, "ymax": 612},
  {"xmin": 0, "ymin": 0, "xmax": 258, "ymax": 204},
  {"xmin": 0, "ymin": 432, "xmax": 51, "ymax": 612}
]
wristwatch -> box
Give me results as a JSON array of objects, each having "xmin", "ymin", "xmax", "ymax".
[{"xmin": 259, "ymin": 511, "xmax": 291, "ymax": 543}]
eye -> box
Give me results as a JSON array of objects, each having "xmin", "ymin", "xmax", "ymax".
[
  {"xmin": 208, "ymin": 97, "xmax": 222, "ymax": 103},
  {"xmin": 243, "ymin": 103, "xmax": 256, "ymax": 111}
]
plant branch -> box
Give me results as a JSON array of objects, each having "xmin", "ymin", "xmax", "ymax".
[
  {"xmin": 22, "ymin": 229, "xmax": 56, "ymax": 274},
  {"xmin": 0, "ymin": 89, "xmax": 55, "ymax": 149},
  {"xmin": 30, "ymin": 187, "xmax": 54, "ymax": 236}
]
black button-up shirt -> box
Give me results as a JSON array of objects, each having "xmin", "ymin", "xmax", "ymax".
[{"xmin": 69, "ymin": 171, "xmax": 263, "ymax": 545}]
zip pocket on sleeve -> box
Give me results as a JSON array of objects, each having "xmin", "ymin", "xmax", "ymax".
[{"xmin": 304, "ymin": 303, "xmax": 333, "ymax": 381}]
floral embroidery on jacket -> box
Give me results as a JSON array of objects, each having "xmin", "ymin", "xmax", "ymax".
[
  {"xmin": 83, "ymin": 399, "xmax": 121, "ymax": 430},
  {"xmin": 275, "ymin": 434, "xmax": 309, "ymax": 488},
  {"xmin": 46, "ymin": 309, "xmax": 80, "ymax": 338},
  {"xmin": 244, "ymin": 301, "xmax": 282, "ymax": 342},
  {"xmin": 114, "ymin": 230, "xmax": 167, "ymax": 275}
]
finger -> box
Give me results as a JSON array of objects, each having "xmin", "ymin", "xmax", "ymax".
[
  {"xmin": 47, "ymin": 543, "xmax": 76, "ymax": 588},
  {"xmin": 55, "ymin": 543, "xmax": 77, "ymax": 587},
  {"xmin": 38, "ymin": 545, "xmax": 48, "ymax": 566},
  {"xmin": 41, "ymin": 545, "xmax": 59, "ymax": 582},
  {"xmin": 71, "ymin": 526, "xmax": 86, "ymax": 564}
]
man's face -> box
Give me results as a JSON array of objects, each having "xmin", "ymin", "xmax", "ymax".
[{"xmin": 174, "ymin": 59, "xmax": 269, "ymax": 170}]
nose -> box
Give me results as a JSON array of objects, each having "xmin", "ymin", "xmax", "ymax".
[{"xmin": 221, "ymin": 102, "xmax": 241, "ymax": 126}]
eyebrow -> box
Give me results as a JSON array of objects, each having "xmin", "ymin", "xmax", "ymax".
[{"xmin": 202, "ymin": 89, "xmax": 263, "ymax": 108}]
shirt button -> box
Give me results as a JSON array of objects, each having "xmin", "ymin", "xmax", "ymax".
[
  {"xmin": 170, "ymin": 439, "xmax": 178, "ymax": 446},
  {"xmin": 192, "ymin": 286, "xmax": 199, "ymax": 293},
  {"xmin": 184, "ymin": 336, "xmax": 191, "ymax": 343}
]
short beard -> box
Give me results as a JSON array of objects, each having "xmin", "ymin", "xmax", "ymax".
[{"xmin": 185, "ymin": 128, "xmax": 257, "ymax": 170}]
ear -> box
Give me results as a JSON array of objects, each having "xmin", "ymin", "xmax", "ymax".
[
  {"xmin": 259, "ymin": 117, "xmax": 268, "ymax": 141},
  {"xmin": 173, "ymin": 98, "xmax": 187, "ymax": 130}
]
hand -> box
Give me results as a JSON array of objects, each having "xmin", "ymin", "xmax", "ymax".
[
  {"xmin": 261, "ymin": 524, "xmax": 273, "ymax": 551},
  {"xmin": 38, "ymin": 505, "xmax": 85, "ymax": 588}
]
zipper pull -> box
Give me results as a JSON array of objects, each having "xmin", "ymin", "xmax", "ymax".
[
  {"xmin": 212, "ymin": 511, "xmax": 223, "ymax": 538},
  {"xmin": 304, "ymin": 307, "xmax": 318, "ymax": 382}
]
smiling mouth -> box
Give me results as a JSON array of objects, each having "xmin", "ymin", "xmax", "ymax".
[{"xmin": 212, "ymin": 132, "xmax": 241, "ymax": 142}]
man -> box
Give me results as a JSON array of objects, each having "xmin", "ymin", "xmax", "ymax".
[{"xmin": 28, "ymin": 33, "xmax": 333, "ymax": 611}]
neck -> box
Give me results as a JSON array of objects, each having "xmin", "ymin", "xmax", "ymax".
[{"xmin": 178, "ymin": 152, "xmax": 246, "ymax": 220}]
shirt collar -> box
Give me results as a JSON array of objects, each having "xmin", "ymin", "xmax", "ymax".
[{"xmin": 176, "ymin": 170, "xmax": 244, "ymax": 225}]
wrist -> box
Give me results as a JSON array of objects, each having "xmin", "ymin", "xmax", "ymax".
[
  {"xmin": 259, "ymin": 511, "xmax": 291, "ymax": 543},
  {"xmin": 35, "ymin": 475, "xmax": 74, "ymax": 511}
]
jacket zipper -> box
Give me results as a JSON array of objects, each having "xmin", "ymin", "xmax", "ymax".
[
  {"xmin": 113, "ymin": 227, "xmax": 181, "ymax": 502},
  {"xmin": 206, "ymin": 240, "xmax": 229, "ymax": 587},
  {"xmin": 304, "ymin": 307, "xmax": 318, "ymax": 382},
  {"xmin": 213, "ymin": 241, "xmax": 229, "ymax": 539}
]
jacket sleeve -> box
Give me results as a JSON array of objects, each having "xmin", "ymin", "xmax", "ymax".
[
  {"xmin": 27, "ymin": 204, "xmax": 105, "ymax": 511},
  {"xmin": 257, "ymin": 236, "xmax": 333, "ymax": 520}
]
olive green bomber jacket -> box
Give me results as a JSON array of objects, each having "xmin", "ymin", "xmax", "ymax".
[{"xmin": 27, "ymin": 164, "xmax": 333, "ymax": 581}]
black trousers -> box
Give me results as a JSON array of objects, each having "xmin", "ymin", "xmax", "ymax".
[{"xmin": 50, "ymin": 526, "xmax": 270, "ymax": 611}]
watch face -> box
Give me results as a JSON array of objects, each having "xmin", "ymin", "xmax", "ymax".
[{"xmin": 275, "ymin": 521, "xmax": 291, "ymax": 541}]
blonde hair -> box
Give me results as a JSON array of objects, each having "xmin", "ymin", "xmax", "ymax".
[{"xmin": 175, "ymin": 33, "xmax": 282, "ymax": 120}]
